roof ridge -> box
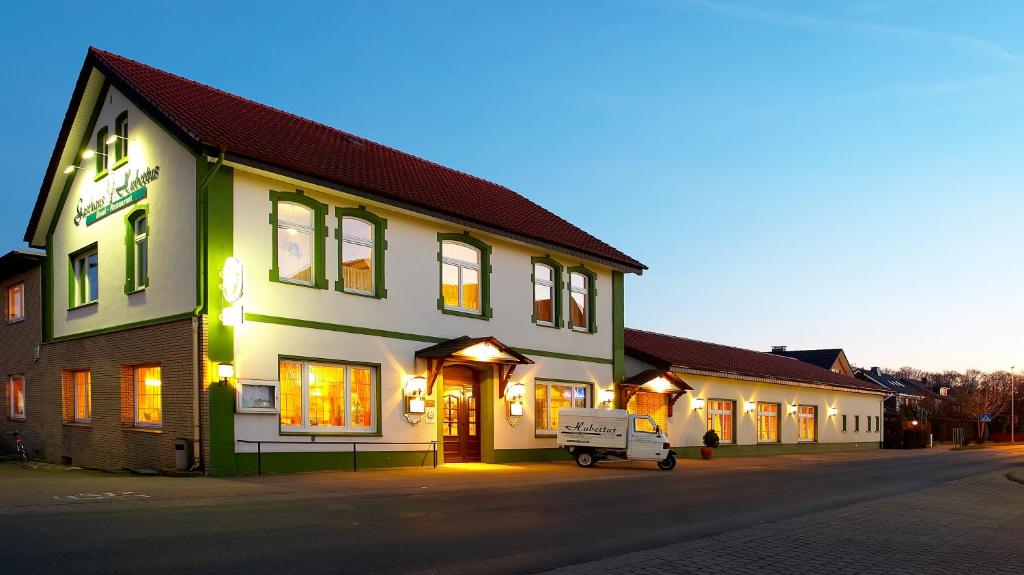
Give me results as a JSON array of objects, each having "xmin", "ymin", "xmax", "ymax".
[{"xmin": 625, "ymin": 327, "xmax": 784, "ymax": 358}]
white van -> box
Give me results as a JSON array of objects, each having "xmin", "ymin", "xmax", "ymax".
[{"xmin": 556, "ymin": 408, "xmax": 677, "ymax": 470}]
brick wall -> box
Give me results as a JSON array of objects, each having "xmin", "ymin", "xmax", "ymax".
[
  {"xmin": 0, "ymin": 266, "xmax": 44, "ymax": 456},
  {"xmin": 36, "ymin": 317, "xmax": 199, "ymax": 471}
]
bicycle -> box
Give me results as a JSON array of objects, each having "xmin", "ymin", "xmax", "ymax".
[{"xmin": 13, "ymin": 430, "xmax": 27, "ymax": 462}]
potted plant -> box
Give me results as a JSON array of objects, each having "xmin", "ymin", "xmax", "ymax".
[{"xmin": 701, "ymin": 429, "xmax": 720, "ymax": 460}]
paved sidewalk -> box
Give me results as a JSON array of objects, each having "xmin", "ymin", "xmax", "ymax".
[{"xmin": 545, "ymin": 469, "xmax": 1024, "ymax": 575}]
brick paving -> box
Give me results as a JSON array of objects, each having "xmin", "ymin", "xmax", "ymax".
[{"xmin": 546, "ymin": 469, "xmax": 1024, "ymax": 575}]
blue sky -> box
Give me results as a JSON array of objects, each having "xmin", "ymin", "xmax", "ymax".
[{"xmin": 3, "ymin": 1, "xmax": 1022, "ymax": 371}]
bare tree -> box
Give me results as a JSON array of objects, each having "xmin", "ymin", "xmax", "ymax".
[{"xmin": 954, "ymin": 370, "xmax": 1009, "ymax": 440}]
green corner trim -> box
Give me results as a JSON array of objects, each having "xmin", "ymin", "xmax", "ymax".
[
  {"xmin": 123, "ymin": 205, "xmax": 149, "ymax": 294},
  {"xmin": 334, "ymin": 205, "xmax": 388, "ymax": 298},
  {"xmin": 567, "ymin": 264, "xmax": 598, "ymax": 334},
  {"xmin": 437, "ymin": 231, "xmax": 492, "ymax": 319},
  {"xmin": 269, "ymin": 189, "xmax": 328, "ymax": 289},
  {"xmin": 242, "ymin": 313, "xmax": 615, "ymax": 364},
  {"xmin": 530, "ymin": 255, "xmax": 563, "ymax": 328}
]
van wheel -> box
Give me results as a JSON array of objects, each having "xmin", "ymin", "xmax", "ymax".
[
  {"xmin": 574, "ymin": 451, "xmax": 595, "ymax": 468},
  {"xmin": 657, "ymin": 455, "xmax": 676, "ymax": 471}
]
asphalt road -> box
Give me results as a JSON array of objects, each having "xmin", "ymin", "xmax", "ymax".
[{"xmin": 1, "ymin": 447, "xmax": 1022, "ymax": 574}]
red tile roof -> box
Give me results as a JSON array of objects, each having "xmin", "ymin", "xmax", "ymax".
[
  {"xmin": 49, "ymin": 48, "xmax": 643, "ymax": 271},
  {"xmin": 624, "ymin": 328, "xmax": 886, "ymax": 393}
]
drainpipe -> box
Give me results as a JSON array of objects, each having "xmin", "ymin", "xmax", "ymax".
[{"xmin": 192, "ymin": 149, "xmax": 225, "ymax": 473}]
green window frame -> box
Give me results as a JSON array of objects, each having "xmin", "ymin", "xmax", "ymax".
[
  {"xmin": 335, "ymin": 206, "xmax": 387, "ymax": 298},
  {"xmin": 437, "ymin": 232, "xmax": 492, "ymax": 320},
  {"xmin": 112, "ymin": 111, "xmax": 129, "ymax": 170},
  {"xmin": 269, "ymin": 190, "xmax": 328, "ymax": 289},
  {"xmin": 94, "ymin": 126, "xmax": 109, "ymax": 181},
  {"xmin": 68, "ymin": 242, "xmax": 99, "ymax": 309},
  {"xmin": 567, "ymin": 265, "xmax": 597, "ymax": 333},
  {"xmin": 531, "ymin": 255, "xmax": 563, "ymax": 328},
  {"xmin": 124, "ymin": 206, "xmax": 149, "ymax": 293}
]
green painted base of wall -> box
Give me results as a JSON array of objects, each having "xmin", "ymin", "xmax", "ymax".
[
  {"xmin": 490, "ymin": 448, "xmax": 572, "ymax": 464},
  {"xmin": 234, "ymin": 450, "xmax": 438, "ymax": 475},
  {"xmin": 675, "ymin": 442, "xmax": 880, "ymax": 459}
]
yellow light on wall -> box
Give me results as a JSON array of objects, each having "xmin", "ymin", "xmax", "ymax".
[
  {"xmin": 82, "ymin": 149, "xmax": 96, "ymax": 159},
  {"xmin": 788, "ymin": 404, "xmax": 798, "ymax": 414},
  {"xmin": 404, "ymin": 376, "xmax": 428, "ymax": 421},
  {"xmin": 217, "ymin": 363, "xmax": 235, "ymax": 380},
  {"xmin": 692, "ymin": 397, "xmax": 705, "ymax": 410},
  {"xmin": 827, "ymin": 407, "xmax": 838, "ymax": 417},
  {"xmin": 744, "ymin": 401, "xmax": 757, "ymax": 413},
  {"xmin": 505, "ymin": 382, "xmax": 526, "ymax": 423},
  {"xmin": 644, "ymin": 376, "xmax": 674, "ymax": 393},
  {"xmin": 599, "ymin": 388, "xmax": 615, "ymax": 406},
  {"xmin": 461, "ymin": 342, "xmax": 501, "ymax": 362}
]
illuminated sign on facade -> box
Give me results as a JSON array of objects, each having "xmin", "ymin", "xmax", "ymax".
[{"xmin": 75, "ymin": 165, "xmax": 161, "ymax": 226}]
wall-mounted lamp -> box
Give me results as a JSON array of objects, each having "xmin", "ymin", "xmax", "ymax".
[
  {"xmin": 404, "ymin": 376, "xmax": 427, "ymax": 424},
  {"xmin": 63, "ymin": 165, "xmax": 82, "ymax": 175},
  {"xmin": 599, "ymin": 388, "xmax": 615, "ymax": 407},
  {"xmin": 104, "ymin": 134, "xmax": 128, "ymax": 146},
  {"xmin": 744, "ymin": 401, "xmax": 757, "ymax": 413},
  {"xmin": 217, "ymin": 362, "xmax": 234, "ymax": 386},
  {"xmin": 81, "ymin": 148, "xmax": 108, "ymax": 160},
  {"xmin": 910, "ymin": 420, "xmax": 919, "ymax": 427},
  {"xmin": 788, "ymin": 404, "xmax": 798, "ymax": 414},
  {"xmin": 827, "ymin": 407, "xmax": 838, "ymax": 417},
  {"xmin": 505, "ymin": 382, "xmax": 526, "ymax": 426},
  {"xmin": 692, "ymin": 397, "xmax": 705, "ymax": 410}
]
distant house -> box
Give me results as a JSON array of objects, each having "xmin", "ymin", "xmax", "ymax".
[
  {"xmin": 770, "ymin": 346, "xmax": 854, "ymax": 377},
  {"xmin": 854, "ymin": 367, "xmax": 925, "ymax": 412}
]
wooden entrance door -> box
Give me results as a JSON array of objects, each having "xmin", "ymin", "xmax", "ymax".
[{"xmin": 441, "ymin": 366, "xmax": 481, "ymax": 462}]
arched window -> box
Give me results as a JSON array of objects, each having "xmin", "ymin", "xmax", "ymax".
[
  {"xmin": 341, "ymin": 216, "xmax": 374, "ymax": 295},
  {"xmin": 276, "ymin": 201, "xmax": 314, "ymax": 285},
  {"xmin": 441, "ymin": 241, "xmax": 481, "ymax": 313},
  {"xmin": 533, "ymin": 263, "xmax": 555, "ymax": 325}
]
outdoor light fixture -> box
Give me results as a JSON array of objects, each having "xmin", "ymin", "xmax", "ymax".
[
  {"xmin": 104, "ymin": 134, "xmax": 127, "ymax": 146},
  {"xmin": 692, "ymin": 397, "xmax": 705, "ymax": 410},
  {"xmin": 744, "ymin": 401, "xmax": 757, "ymax": 413},
  {"xmin": 63, "ymin": 165, "xmax": 80, "ymax": 175},
  {"xmin": 505, "ymin": 382, "xmax": 526, "ymax": 425},
  {"xmin": 788, "ymin": 404, "xmax": 798, "ymax": 414},
  {"xmin": 460, "ymin": 342, "xmax": 502, "ymax": 362},
  {"xmin": 599, "ymin": 388, "xmax": 615, "ymax": 407},
  {"xmin": 217, "ymin": 362, "xmax": 234, "ymax": 386},
  {"xmin": 827, "ymin": 407, "xmax": 838, "ymax": 417},
  {"xmin": 911, "ymin": 420, "xmax": 919, "ymax": 427},
  {"xmin": 81, "ymin": 148, "xmax": 107, "ymax": 160},
  {"xmin": 404, "ymin": 376, "xmax": 427, "ymax": 423}
]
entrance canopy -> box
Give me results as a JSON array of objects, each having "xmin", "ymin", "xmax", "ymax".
[
  {"xmin": 416, "ymin": 336, "xmax": 534, "ymax": 396},
  {"xmin": 620, "ymin": 369, "xmax": 693, "ymax": 417}
]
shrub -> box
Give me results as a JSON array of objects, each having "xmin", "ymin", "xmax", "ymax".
[{"xmin": 703, "ymin": 429, "xmax": 720, "ymax": 449}]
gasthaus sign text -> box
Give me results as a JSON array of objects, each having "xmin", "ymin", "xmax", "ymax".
[{"xmin": 75, "ymin": 165, "xmax": 160, "ymax": 226}]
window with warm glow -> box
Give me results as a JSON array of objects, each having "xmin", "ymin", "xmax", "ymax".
[
  {"xmin": 757, "ymin": 402, "xmax": 779, "ymax": 443},
  {"xmin": 277, "ymin": 202, "xmax": 314, "ymax": 285},
  {"xmin": 798, "ymin": 405, "xmax": 817, "ymax": 442},
  {"xmin": 341, "ymin": 216, "xmax": 374, "ymax": 295},
  {"xmin": 8, "ymin": 376, "xmax": 25, "ymax": 419},
  {"xmin": 73, "ymin": 370, "xmax": 91, "ymax": 423},
  {"xmin": 535, "ymin": 381, "xmax": 589, "ymax": 434},
  {"xmin": 569, "ymin": 272, "xmax": 589, "ymax": 331},
  {"xmin": 706, "ymin": 399, "xmax": 734, "ymax": 443},
  {"xmin": 71, "ymin": 247, "xmax": 99, "ymax": 306},
  {"xmin": 7, "ymin": 282, "xmax": 24, "ymax": 322},
  {"xmin": 279, "ymin": 360, "xmax": 376, "ymax": 433},
  {"xmin": 627, "ymin": 391, "xmax": 669, "ymax": 434},
  {"xmin": 533, "ymin": 263, "xmax": 555, "ymax": 325},
  {"xmin": 441, "ymin": 241, "xmax": 481, "ymax": 313},
  {"xmin": 134, "ymin": 366, "xmax": 162, "ymax": 428}
]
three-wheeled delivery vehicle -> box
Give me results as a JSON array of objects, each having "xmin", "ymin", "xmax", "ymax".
[{"xmin": 556, "ymin": 408, "xmax": 677, "ymax": 470}]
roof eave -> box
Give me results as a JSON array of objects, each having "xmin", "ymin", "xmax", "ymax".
[{"xmin": 668, "ymin": 365, "xmax": 888, "ymax": 395}]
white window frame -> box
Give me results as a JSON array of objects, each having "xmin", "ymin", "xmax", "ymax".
[
  {"xmin": 72, "ymin": 248, "xmax": 99, "ymax": 306},
  {"xmin": 757, "ymin": 401, "xmax": 779, "ymax": 443},
  {"xmin": 134, "ymin": 366, "xmax": 162, "ymax": 429},
  {"xmin": 340, "ymin": 216, "xmax": 374, "ymax": 296},
  {"xmin": 280, "ymin": 360, "xmax": 377, "ymax": 434},
  {"xmin": 133, "ymin": 215, "xmax": 148, "ymax": 290},
  {"xmin": 277, "ymin": 201, "xmax": 315, "ymax": 287},
  {"xmin": 533, "ymin": 263, "xmax": 555, "ymax": 326},
  {"xmin": 441, "ymin": 241, "xmax": 482, "ymax": 314},
  {"xmin": 7, "ymin": 282, "xmax": 24, "ymax": 322},
  {"xmin": 8, "ymin": 376, "xmax": 25, "ymax": 420},
  {"xmin": 534, "ymin": 380, "xmax": 590, "ymax": 436},
  {"xmin": 706, "ymin": 399, "xmax": 735, "ymax": 444},
  {"xmin": 798, "ymin": 405, "xmax": 817, "ymax": 442},
  {"xmin": 73, "ymin": 370, "xmax": 92, "ymax": 424},
  {"xmin": 569, "ymin": 271, "xmax": 589, "ymax": 333}
]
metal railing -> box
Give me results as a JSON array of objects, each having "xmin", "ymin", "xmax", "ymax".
[{"xmin": 236, "ymin": 438, "xmax": 438, "ymax": 476}]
